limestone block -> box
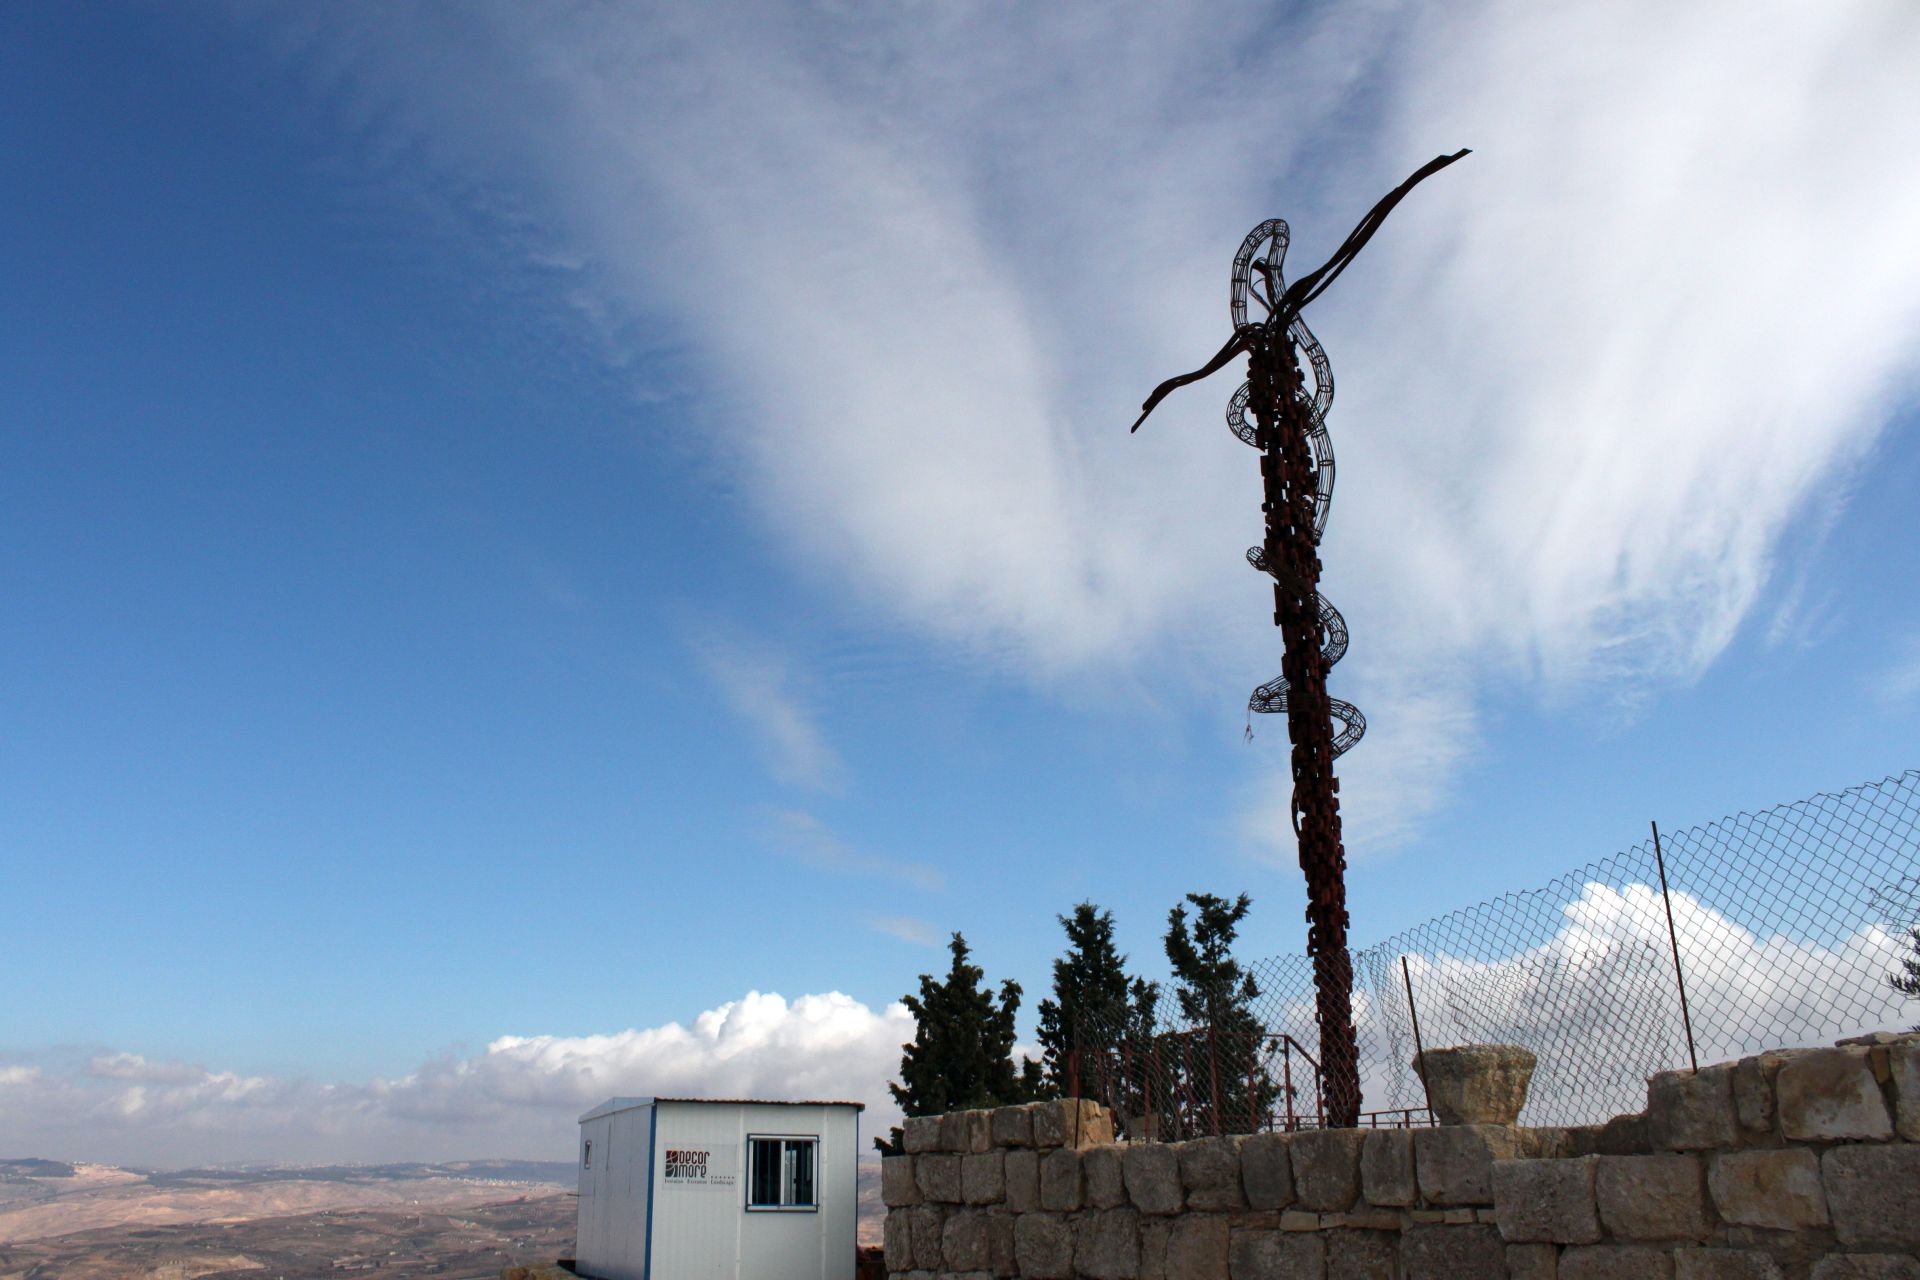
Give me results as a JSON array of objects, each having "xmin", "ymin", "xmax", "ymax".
[
  {"xmin": 1414, "ymin": 1124, "xmax": 1522, "ymax": 1206},
  {"xmin": 1777, "ymin": 1048, "xmax": 1894, "ymax": 1142},
  {"xmin": 1672, "ymin": 1250, "xmax": 1784, "ymax": 1280},
  {"xmin": 884, "ymin": 1154, "xmax": 923, "ymax": 1207},
  {"xmin": 1085, "ymin": 1145, "xmax": 1129, "ymax": 1209},
  {"xmin": 905, "ymin": 1115, "xmax": 944, "ymax": 1154},
  {"xmin": 1164, "ymin": 1215, "xmax": 1229, "ymax": 1280},
  {"xmin": 907, "ymin": 1205, "xmax": 946, "ymax": 1270},
  {"xmin": 961, "ymin": 1151, "xmax": 1005, "ymax": 1205},
  {"xmin": 969, "ymin": 1108, "xmax": 998, "ymax": 1153},
  {"xmin": 1648, "ymin": 1066, "xmax": 1738, "ymax": 1151},
  {"xmin": 1327, "ymin": 1229, "xmax": 1395, "ymax": 1279},
  {"xmin": 1075, "ymin": 1208, "xmax": 1144, "ymax": 1280},
  {"xmin": 1506, "ymin": 1243, "xmax": 1558, "ymax": 1280},
  {"xmin": 1708, "ymin": 1149, "xmax": 1827, "ymax": 1229},
  {"xmin": 1004, "ymin": 1148, "xmax": 1040, "ymax": 1213},
  {"xmin": 1334, "ymin": 1208, "xmax": 1401, "ymax": 1232},
  {"xmin": 1291, "ymin": 1129, "xmax": 1364, "ymax": 1212},
  {"xmin": 1033, "ymin": 1097, "xmax": 1111, "ymax": 1149},
  {"xmin": 1888, "ymin": 1038, "xmax": 1920, "ymax": 1142},
  {"xmin": 990, "ymin": 1103, "xmax": 1035, "ymax": 1148},
  {"xmin": 942, "ymin": 1209, "xmax": 996, "ymax": 1272},
  {"xmin": 1558, "ymin": 1244, "xmax": 1674, "ymax": 1279},
  {"xmin": 1809, "ymin": 1255, "xmax": 1920, "ymax": 1280},
  {"xmin": 1596, "ymin": 1112, "xmax": 1652, "ymax": 1156},
  {"xmin": 1281, "ymin": 1209, "xmax": 1321, "ymax": 1230},
  {"xmin": 1399, "ymin": 1224, "xmax": 1507, "ymax": 1279},
  {"xmin": 917, "ymin": 1154, "xmax": 963, "ymax": 1204},
  {"xmin": 885, "ymin": 1209, "xmax": 915, "ymax": 1271},
  {"xmin": 1039, "ymin": 1147, "xmax": 1083, "ymax": 1212},
  {"xmin": 1124, "ymin": 1142, "xmax": 1184, "ymax": 1216},
  {"xmin": 1360, "ymin": 1130, "xmax": 1416, "ymax": 1207},
  {"xmin": 1491, "ymin": 1154, "xmax": 1600, "ymax": 1244},
  {"xmin": 1595, "ymin": 1154, "xmax": 1710, "ymax": 1242},
  {"xmin": 1141, "ymin": 1218, "xmax": 1171, "ymax": 1280},
  {"xmin": 1228, "ymin": 1227, "xmax": 1324, "ymax": 1279},
  {"xmin": 1179, "ymin": 1136, "xmax": 1249, "ymax": 1211},
  {"xmin": 1243, "ymin": 1131, "xmax": 1296, "ymax": 1210},
  {"xmin": 1730, "ymin": 1049, "xmax": 1809, "ymax": 1139},
  {"xmin": 1416, "ymin": 1044, "xmax": 1538, "ymax": 1125},
  {"xmin": 1823, "ymin": 1144, "xmax": 1920, "ymax": 1250},
  {"xmin": 1014, "ymin": 1212, "xmax": 1074, "ymax": 1280}
]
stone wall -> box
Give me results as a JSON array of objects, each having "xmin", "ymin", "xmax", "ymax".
[{"xmin": 880, "ymin": 1033, "xmax": 1920, "ymax": 1279}]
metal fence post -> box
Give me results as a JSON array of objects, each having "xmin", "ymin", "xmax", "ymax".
[
  {"xmin": 1651, "ymin": 820, "xmax": 1700, "ymax": 1074},
  {"xmin": 1400, "ymin": 955, "xmax": 1436, "ymax": 1120}
]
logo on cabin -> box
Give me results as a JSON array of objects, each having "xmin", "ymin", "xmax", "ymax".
[
  {"xmin": 665, "ymin": 1149, "xmax": 709, "ymax": 1179},
  {"xmin": 663, "ymin": 1145, "xmax": 737, "ymax": 1188}
]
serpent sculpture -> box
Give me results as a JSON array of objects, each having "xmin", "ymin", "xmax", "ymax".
[{"xmin": 1131, "ymin": 150, "xmax": 1467, "ymax": 1126}]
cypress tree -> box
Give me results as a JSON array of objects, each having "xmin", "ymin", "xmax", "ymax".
[
  {"xmin": 1035, "ymin": 902, "xmax": 1137, "ymax": 1097},
  {"xmin": 876, "ymin": 933, "xmax": 1035, "ymax": 1152},
  {"xmin": 1163, "ymin": 892, "xmax": 1276, "ymax": 1134}
]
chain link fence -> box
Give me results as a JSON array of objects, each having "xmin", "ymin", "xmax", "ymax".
[{"xmin": 1076, "ymin": 769, "xmax": 1920, "ymax": 1138}]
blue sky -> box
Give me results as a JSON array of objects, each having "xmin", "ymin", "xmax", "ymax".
[{"xmin": 3, "ymin": 1, "xmax": 1918, "ymax": 1164}]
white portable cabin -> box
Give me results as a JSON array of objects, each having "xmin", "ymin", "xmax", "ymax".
[{"xmin": 574, "ymin": 1097, "xmax": 863, "ymax": 1280}]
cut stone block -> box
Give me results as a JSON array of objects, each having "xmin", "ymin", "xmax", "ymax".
[
  {"xmin": 1164, "ymin": 1214, "xmax": 1229, "ymax": 1280},
  {"xmin": 1014, "ymin": 1211, "xmax": 1074, "ymax": 1280},
  {"xmin": 1491, "ymin": 1154, "xmax": 1600, "ymax": 1244},
  {"xmin": 907, "ymin": 1204, "xmax": 945, "ymax": 1270},
  {"xmin": 884, "ymin": 1207, "xmax": 914, "ymax": 1271},
  {"xmin": 1360, "ymin": 1130, "xmax": 1416, "ymax": 1207},
  {"xmin": 1891, "ymin": 1038, "xmax": 1920, "ymax": 1141},
  {"xmin": 1730, "ymin": 1049, "xmax": 1809, "ymax": 1139},
  {"xmin": 1648, "ymin": 1066, "xmax": 1738, "ymax": 1151},
  {"xmin": 883, "ymin": 1154, "xmax": 923, "ymax": 1207},
  {"xmin": 1708, "ymin": 1149, "xmax": 1827, "ymax": 1230},
  {"xmin": 1178, "ymin": 1136, "xmax": 1248, "ymax": 1211},
  {"xmin": 916, "ymin": 1153, "xmax": 962, "ymax": 1204},
  {"xmin": 990, "ymin": 1103, "xmax": 1035, "ymax": 1148},
  {"xmin": 1004, "ymin": 1148, "xmax": 1040, "ymax": 1213},
  {"xmin": 1808, "ymin": 1255, "xmax": 1920, "ymax": 1280},
  {"xmin": 904, "ymin": 1115, "xmax": 943, "ymax": 1154},
  {"xmin": 1227, "ymin": 1227, "xmax": 1323, "ymax": 1280},
  {"xmin": 1400, "ymin": 1224, "xmax": 1506, "ymax": 1279},
  {"xmin": 1327, "ymin": 1228, "xmax": 1396, "ymax": 1279},
  {"xmin": 1124, "ymin": 1142, "xmax": 1184, "ymax": 1216},
  {"xmin": 1671, "ymin": 1250, "xmax": 1783, "ymax": 1280},
  {"xmin": 1039, "ymin": 1147, "xmax": 1083, "ymax": 1212},
  {"xmin": 1415, "ymin": 1044, "xmax": 1537, "ymax": 1125},
  {"xmin": 961, "ymin": 1150, "xmax": 1005, "ymax": 1205},
  {"xmin": 1242, "ymin": 1131, "xmax": 1295, "ymax": 1211},
  {"xmin": 1085, "ymin": 1144, "xmax": 1128, "ymax": 1209},
  {"xmin": 1414, "ymin": 1124, "xmax": 1522, "ymax": 1206},
  {"xmin": 1506, "ymin": 1242, "xmax": 1558, "ymax": 1280},
  {"xmin": 1291, "ymin": 1129, "xmax": 1364, "ymax": 1212},
  {"xmin": 1823, "ymin": 1144, "xmax": 1920, "ymax": 1250},
  {"xmin": 941, "ymin": 1208, "xmax": 995, "ymax": 1272},
  {"xmin": 1075, "ymin": 1207, "xmax": 1143, "ymax": 1280},
  {"xmin": 1595, "ymin": 1154, "xmax": 1710, "ymax": 1242},
  {"xmin": 1559, "ymin": 1244, "xmax": 1675, "ymax": 1280},
  {"xmin": 1776, "ymin": 1047, "xmax": 1894, "ymax": 1142}
]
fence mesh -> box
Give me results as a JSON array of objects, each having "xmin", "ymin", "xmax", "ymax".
[{"xmin": 1076, "ymin": 769, "xmax": 1920, "ymax": 1137}]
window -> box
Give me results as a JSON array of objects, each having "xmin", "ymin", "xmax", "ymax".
[
  {"xmin": 582, "ymin": 1139, "xmax": 593, "ymax": 1169},
  {"xmin": 746, "ymin": 1136, "xmax": 817, "ymax": 1210}
]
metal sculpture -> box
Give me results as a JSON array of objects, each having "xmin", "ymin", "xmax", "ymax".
[{"xmin": 1131, "ymin": 151, "xmax": 1468, "ymax": 1126}]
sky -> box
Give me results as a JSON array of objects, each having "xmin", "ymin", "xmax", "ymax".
[{"xmin": 3, "ymin": 0, "xmax": 1919, "ymax": 1167}]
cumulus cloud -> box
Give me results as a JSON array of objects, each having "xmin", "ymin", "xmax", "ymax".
[
  {"xmin": 252, "ymin": 1, "xmax": 1920, "ymax": 851},
  {"xmin": 0, "ymin": 992, "xmax": 913, "ymax": 1169}
]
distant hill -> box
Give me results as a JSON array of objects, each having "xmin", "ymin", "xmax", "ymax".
[{"xmin": 0, "ymin": 1160, "xmax": 76, "ymax": 1181}]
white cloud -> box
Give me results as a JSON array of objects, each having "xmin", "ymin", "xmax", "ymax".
[
  {"xmin": 0, "ymin": 992, "xmax": 914, "ymax": 1169},
  {"xmin": 771, "ymin": 809, "xmax": 945, "ymax": 893},
  {"xmin": 263, "ymin": 1, "xmax": 1920, "ymax": 850}
]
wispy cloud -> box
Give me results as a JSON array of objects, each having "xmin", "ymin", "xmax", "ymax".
[
  {"xmin": 691, "ymin": 629, "xmax": 847, "ymax": 794},
  {"xmin": 864, "ymin": 915, "xmax": 941, "ymax": 947},
  {"xmin": 273, "ymin": 0, "xmax": 1920, "ymax": 851},
  {"xmin": 771, "ymin": 809, "xmax": 945, "ymax": 894}
]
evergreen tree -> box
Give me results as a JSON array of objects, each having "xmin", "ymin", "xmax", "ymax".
[
  {"xmin": 1894, "ymin": 927, "xmax": 1920, "ymax": 1022},
  {"xmin": 876, "ymin": 933, "xmax": 1036, "ymax": 1153},
  {"xmin": 1163, "ymin": 892, "xmax": 1277, "ymax": 1135},
  {"xmin": 1035, "ymin": 903, "xmax": 1137, "ymax": 1097}
]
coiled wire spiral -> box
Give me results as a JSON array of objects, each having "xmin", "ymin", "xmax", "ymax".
[{"xmin": 1228, "ymin": 220, "xmax": 1365, "ymax": 757}]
